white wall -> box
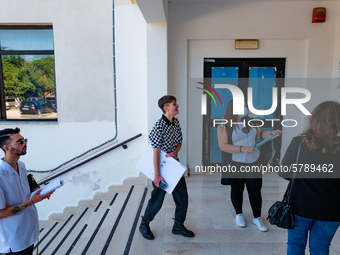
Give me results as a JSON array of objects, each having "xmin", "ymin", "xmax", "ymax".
[
  {"xmin": 36, "ymin": 0, "xmax": 170, "ymax": 220},
  {"xmin": 0, "ymin": 0, "xmax": 117, "ymax": 169},
  {"xmin": 332, "ymin": 1, "xmax": 340, "ymax": 100},
  {"xmin": 147, "ymin": 22, "xmax": 168, "ymax": 131},
  {"xmin": 168, "ymin": 1, "xmax": 339, "ymax": 171},
  {"xmin": 0, "ymin": 0, "xmax": 152, "ymax": 220}
]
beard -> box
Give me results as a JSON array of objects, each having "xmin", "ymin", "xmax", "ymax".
[{"xmin": 10, "ymin": 146, "xmax": 27, "ymax": 156}]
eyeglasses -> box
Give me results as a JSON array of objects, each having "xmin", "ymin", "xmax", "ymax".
[{"xmin": 8, "ymin": 138, "xmax": 28, "ymax": 146}]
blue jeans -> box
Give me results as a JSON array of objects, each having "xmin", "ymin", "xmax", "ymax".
[{"xmin": 287, "ymin": 215, "xmax": 340, "ymax": 255}]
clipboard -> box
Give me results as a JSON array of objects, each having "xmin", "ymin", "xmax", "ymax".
[{"xmin": 255, "ymin": 132, "xmax": 280, "ymax": 148}]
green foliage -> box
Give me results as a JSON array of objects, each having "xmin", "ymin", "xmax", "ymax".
[{"xmin": 1, "ymin": 55, "xmax": 56, "ymax": 100}]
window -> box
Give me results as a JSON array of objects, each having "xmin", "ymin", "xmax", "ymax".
[{"xmin": 0, "ymin": 26, "xmax": 57, "ymax": 120}]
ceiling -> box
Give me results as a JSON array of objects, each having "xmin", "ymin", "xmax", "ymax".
[
  {"xmin": 135, "ymin": 0, "xmax": 336, "ymax": 23},
  {"xmin": 169, "ymin": 0, "xmax": 335, "ymax": 2}
]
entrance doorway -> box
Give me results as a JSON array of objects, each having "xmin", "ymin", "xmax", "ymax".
[{"xmin": 202, "ymin": 58, "xmax": 286, "ymax": 166}]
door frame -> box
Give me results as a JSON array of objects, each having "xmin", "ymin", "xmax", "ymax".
[{"xmin": 202, "ymin": 58, "xmax": 286, "ymax": 166}]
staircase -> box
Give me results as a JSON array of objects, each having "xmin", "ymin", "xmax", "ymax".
[
  {"xmin": 36, "ymin": 174, "xmax": 164, "ymax": 255},
  {"xmin": 26, "ymin": 173, "xmax": 338, "ymax": 255}
]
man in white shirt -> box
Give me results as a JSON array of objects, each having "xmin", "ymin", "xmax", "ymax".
[{"xmin": 0, "ymin": 128, "xmax": 52, "ymax": 255}]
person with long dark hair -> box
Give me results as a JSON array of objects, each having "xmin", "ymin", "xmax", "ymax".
[
  {"xmin": 280, "ymin": 101, "xmax": 340, "ymax": 255},
  {"xmin": 218, "ymin": 100, "xmax": 281, "ymax": 231}
]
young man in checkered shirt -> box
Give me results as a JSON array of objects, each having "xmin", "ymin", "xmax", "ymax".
[{"xmin": 139, "ymin": 95, "xmax": 194, "ymax": 240}]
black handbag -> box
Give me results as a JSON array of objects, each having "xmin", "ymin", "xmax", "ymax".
[
  {"xmin": 27, "ymin": 174, "xmax": 40, "ymax": 192},
  {"xmin": 267, "ymin": 141, "xmax": 302, "ymax": 229}
]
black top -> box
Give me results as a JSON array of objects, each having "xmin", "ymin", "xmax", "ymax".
[
  {"xmin": 148, "ymin": 115, "xmax": 182, "ymax": 161},
  {"xmin": 280, "ymin": 136, "xmax": 340, "ymax": 221}
]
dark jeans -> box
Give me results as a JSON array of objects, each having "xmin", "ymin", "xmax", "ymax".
[
  {"xmin": 230, "ymin": 160, "xmax": 263, "ymax": 218},
  {"xmin": 231, "ymin": 177, "xmax": 262, "ymax": 218},
  {"xmin": 5, "ymin": 245, "xmax": 33, "ymax": 255},
  {"xmin": 143, "ymin": 176, "xmax": 188, "ymax": 224},
  {"xmin": 287, "ymin": 215, "xmax": 340, "ymax": 255}
]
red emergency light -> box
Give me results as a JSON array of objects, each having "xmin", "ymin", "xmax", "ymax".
[{"xmin": 312, "ymin": 7, "xmax": 326, "ymax": 23}]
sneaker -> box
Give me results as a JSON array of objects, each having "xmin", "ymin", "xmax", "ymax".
[
  {"xmin": 252, "ymin": 217, "xmax": 268, "ymax": 232},
  {"xmin": 172, "ymin": 223, "xmax": 195, "ymax": 238},
  {"xmin": 235, "ymin": 214, "xmax": 246, "ymax": 228}
]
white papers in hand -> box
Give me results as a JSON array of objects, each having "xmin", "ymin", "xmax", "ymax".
[
  {"xmin": 30, "ymin": 177, "xmax": 64, "ymax": 198},
  {"xmin": 137, "ymin": 145, "xmax": 187, "ymax": 194}
]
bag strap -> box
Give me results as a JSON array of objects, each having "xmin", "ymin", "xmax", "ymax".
[
  {"xmin": 285, "ymin": 141, "xmax": 302, "ymax": 205},
  {"xmin": 226, "ymin": 125, "xmax": 233, "ymax": 146}
]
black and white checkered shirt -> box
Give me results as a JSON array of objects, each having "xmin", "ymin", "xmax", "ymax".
[{"xmin": 149, "ymin": 115, "xmax": 183, "ymax": 161}]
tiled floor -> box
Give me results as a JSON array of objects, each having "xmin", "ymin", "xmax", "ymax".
[{"xmin": 148, "ymin": 173, "xmax": 340, "ymax": 255}]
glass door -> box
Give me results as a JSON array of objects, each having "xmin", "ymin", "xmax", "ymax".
[{"xmin": 203, "ymin": 58, "xmax": 285, "ymax": 166}]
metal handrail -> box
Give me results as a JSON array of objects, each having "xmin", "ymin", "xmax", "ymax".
[{"xmin": 38, "ymin": 133, "xmax": 142, "ymax": 185}]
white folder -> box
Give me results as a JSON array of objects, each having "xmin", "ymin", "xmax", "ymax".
[{"xmin": 137, "ymin": 145, "xmax": 187, "ymax": 194}]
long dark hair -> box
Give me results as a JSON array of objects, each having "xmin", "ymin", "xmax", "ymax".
[
  {"xmin": 224, "ymin": 100, "xmax": 251, "ymax": 136},
  {"xmin": 299, "ymin": 101, "xmax": 340, "ymax": 154}
]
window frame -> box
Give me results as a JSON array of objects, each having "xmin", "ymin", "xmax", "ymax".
[{"xmin": 0, "ymin": 25, "xmax": 56, "ymax": 122}]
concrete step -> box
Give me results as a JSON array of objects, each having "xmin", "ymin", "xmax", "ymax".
[
  {"xmin": 80, "ymin": 192, "xmax": 129, "ymax": 255},
  {"xmin": 36, "ymin": 173, "xmax": 153, "ymax": 255},
  {"xmin": 38, "ymin": 213, "xmax": 81, "ymax": 255},
  {"xmin": 48, "ymin": 206, "xmax": 93, "ymax": 255},
  {"xmin": 100, "ymin": 185, "xmax": 147, "ymax": 255},
  {"xmin": 35, "ymin": 215, "xmax": 73, "ymax": 254},
  {"xmin": 67, "ymin": 196, "xmax": 127, "ymax": 255},
  {"xmin": 127, "ymin": 183, "xmax": 165, "ymax": 255}
]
